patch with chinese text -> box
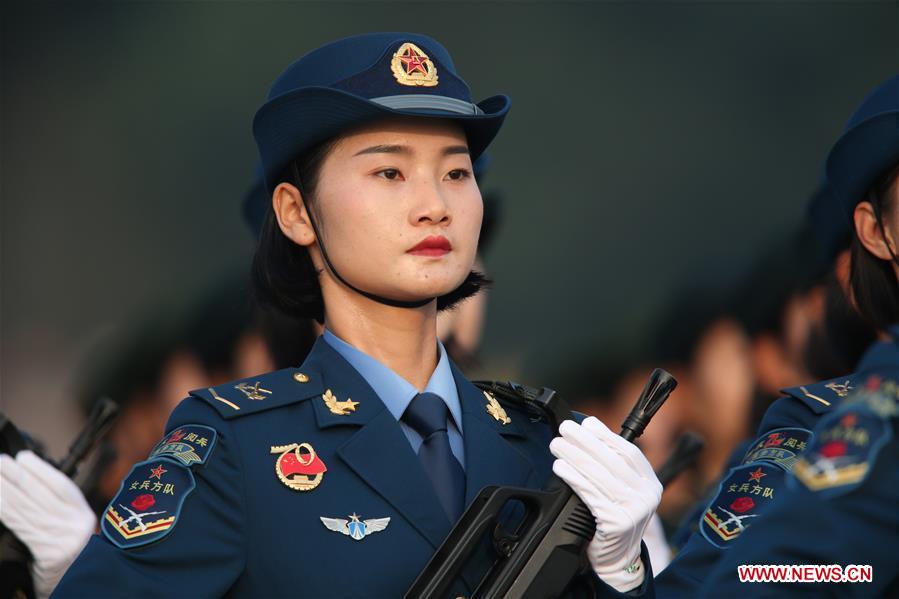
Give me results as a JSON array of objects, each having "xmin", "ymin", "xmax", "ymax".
[
  {"xmin": 740, "ymin": 427, "xmax": 813, "ymax": 471},
  {"xmin": 149, "ymin": 424, "xmax": 217, "ymax": 467},
  {"xmin": 101, "ymin": 458, "xmax": 196, "ymax": 549},
  {"xmin": 700, "ymin": 463, "xmax": 784, "ymax": 549}
]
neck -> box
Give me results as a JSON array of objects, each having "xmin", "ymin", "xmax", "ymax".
[{"xmin": 323, "ymin": 286, "xmax": 440, "ymax": 391}]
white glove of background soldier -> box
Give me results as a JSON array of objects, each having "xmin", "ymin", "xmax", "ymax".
[
  {"xmin": 549, "ymin": 417, "xmax": 663, "ymax": 592},
  {"xmin": 1, "ymin": 450, "xmax": 97, "ymax": 599}
]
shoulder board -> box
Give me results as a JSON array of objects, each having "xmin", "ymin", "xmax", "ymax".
[
  {"xmin": 780, "ymin": 373, "xmax": 864, "ymax": 415},
  {"xmin": 189, "ymin": 367, "xmax": 324, "ymax": 419}
]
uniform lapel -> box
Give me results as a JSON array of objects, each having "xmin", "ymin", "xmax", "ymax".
[
  {"xmin": 304, "ymin": 338, "xmax": 453, "ymax": 549},
  {"xmin": 452, "ymin": 363, "xmax": 535, "ymax": 505}
]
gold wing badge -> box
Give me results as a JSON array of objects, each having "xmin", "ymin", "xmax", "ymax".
[
  {"xmin": 322, "ymin": 389, "xmax": 359, "ymax": 416},
  {"xmin": 483, "ymin": 391, "xmax": 511, "ymax": 425}
]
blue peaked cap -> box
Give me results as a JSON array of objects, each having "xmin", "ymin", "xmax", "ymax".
[
  {"xmin": 253, "ymin": 33, "xmax": 510, "ymax": 192},
  {"xmin": 825, "ymin": 75, "xmax": 899, "ymax": 218}
]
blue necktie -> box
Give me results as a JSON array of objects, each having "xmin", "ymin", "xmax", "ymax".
[{"xmin": 402, "ymin": 392, "xmax": 465, "ymax": 521}]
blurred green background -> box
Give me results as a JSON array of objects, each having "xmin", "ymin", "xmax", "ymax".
[{"xmin": 2, "ymin": 1, "xmax": 896, "ymax": 454}]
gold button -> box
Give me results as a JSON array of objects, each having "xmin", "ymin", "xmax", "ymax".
[{"xmin": 293, "ymin": 372, "xmax": 309, "ymax": 383}]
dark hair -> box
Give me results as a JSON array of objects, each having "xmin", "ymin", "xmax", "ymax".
[
  {"xmin": 252, "ymin": 139, "xmax": 488, "ymax": 323},
  {"xmin": 849, "ymin": 162, "xmax": 899, "ymax": 331}
]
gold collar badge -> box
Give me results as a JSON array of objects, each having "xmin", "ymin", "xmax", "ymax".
[
  {"xmin": 322, "ymin": 389, "xmax": 359, "ymax": 416},
  {"xmin": 483, "ymin": 391, "xmax": 511, "ymax": 425},
  {"xmin": 270, "ymin": 442, "xmax": 327, "ymax": 491},
  {"xmin": 391, "ymin": 42, "xmax": 438, "ymax": 87}
]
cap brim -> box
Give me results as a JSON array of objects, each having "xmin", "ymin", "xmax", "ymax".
[{"xmin": 253, "ymin": 87, "xmax": 510, "ymax": 191}]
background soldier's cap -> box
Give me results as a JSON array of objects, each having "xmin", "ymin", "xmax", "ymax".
[
  {"xmin": 253, "ymin": 32, "xmax": 510, "ymax": 192},
  {"xmin": 825, "ymin": 74, "xmax": 899, "ymax": 219}
]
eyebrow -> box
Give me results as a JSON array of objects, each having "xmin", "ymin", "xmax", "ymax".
[{"xmin": 352, "ymin": 144, "xmax": 470, "ymax": 157}]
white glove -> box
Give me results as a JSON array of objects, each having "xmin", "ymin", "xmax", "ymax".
[
  {"xmin": 1, "ymin": 450, "xmax": 97, "ymax": 599},
  {"xmin": 549, "ymin": 417, "xmax": 662, "ymax": 592},
  {"xmin": 642, "ymin": 512, "xmax": 672, "ymax": 574}
]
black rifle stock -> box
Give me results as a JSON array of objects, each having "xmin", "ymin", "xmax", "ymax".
[{"xmin": 405, "ymin": 368, "xmax": 677, "ymax": 599}]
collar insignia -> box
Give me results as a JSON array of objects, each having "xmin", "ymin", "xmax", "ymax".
[
  {"xmin": 483, "ymin": 390, "xmax": 511, "ymax": 425},
  {"xmin": 322, "ymin": 389, "xmax": 359, "ymax": 415},
  {"xmin": 391, "ymin": 42, "xmax": 438, "ymax": 87}
]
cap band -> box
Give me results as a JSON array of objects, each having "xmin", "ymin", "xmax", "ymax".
[{"xmin": 370, "ymin": 94, "xmax": 484, "ymax": 115}]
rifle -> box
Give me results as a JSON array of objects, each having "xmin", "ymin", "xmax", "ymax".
[{"xmin": 406, "ymin": 368, "xmax": 677, "ymax": 599}]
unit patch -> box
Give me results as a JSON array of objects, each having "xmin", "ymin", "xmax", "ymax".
[
  {"xmin": 699, "ymin": 463, "xmax": 784, "ymax": 549},
  {"xmin": 149, "ymin": 425, "xmax": 217, "ymax": 466},
  {"xmin": 102, "ymin": 458, "xmax": 196, "ymax": 549},
  {"xmin": 740, "ymin": 427, "xmax": 813, "ymax": 471},
  {"xmin": 792, "ymin": 404, "xmax": 892, "ymax": 497}
]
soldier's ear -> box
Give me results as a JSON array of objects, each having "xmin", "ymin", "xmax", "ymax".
[
  {"xmin": 854, "ymin": 201, "xmax": 895, "ymax": 261},
  {"xmin": 273, "ymin": 182, "xmax": 317, "ymax": 248}
]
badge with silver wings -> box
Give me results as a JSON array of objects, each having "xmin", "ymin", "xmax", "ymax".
[{"xmin": 320, "ymin": 513, "xmax": 390, "ymax": 541}]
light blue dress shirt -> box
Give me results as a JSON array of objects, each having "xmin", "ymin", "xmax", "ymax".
[{"xmin": 322, "ymin": 330, "xmax": 465, "ymax": 469}]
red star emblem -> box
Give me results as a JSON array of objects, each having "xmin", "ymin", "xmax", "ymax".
[
  {"xmin": 150, "ymin": 464, "xmax": 168, "ymax": 480},
  {"xmin": 747, "ymin": 467, "xmax": 767, "ymax": 483},
  {"xmin": 169, "ymin": 429, "xmax": 186, "ymax": 442},
  {"xmin": 399, "ymin": 47, "xmax": 428, "ymax": 76}
]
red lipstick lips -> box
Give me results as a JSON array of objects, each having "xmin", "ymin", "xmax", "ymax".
[{"xmin": 408, "ymin": 235, "xmax": 452, "ymax": 257}]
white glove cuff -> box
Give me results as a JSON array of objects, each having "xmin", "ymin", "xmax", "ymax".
[{"xmin": 593, "ymin": 554, "xmax": 646, "ymax": 593}]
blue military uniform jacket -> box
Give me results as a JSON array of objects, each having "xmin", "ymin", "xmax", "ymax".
[
  {"xmin": 55, "ymin": 337, "xmax": 649, "ymax": 598},
  {"xmin": 698, "ymin": 372, "xmax": 899, "ymax": 597},
  {"xmin": 656, "ymin": 327, "xmax": 899, "ymax": 596}
]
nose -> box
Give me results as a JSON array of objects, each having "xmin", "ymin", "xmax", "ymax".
[{"xmin": 409, "ymin": 176, "xmax": 451, "ymax": 227}]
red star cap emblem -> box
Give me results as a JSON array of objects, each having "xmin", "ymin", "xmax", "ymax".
[
  {"xmin": 399, "ymin": 46, "xmax": 428, "ymax": 76},
  {"xmin": 150, "ymin": 464, "xmax": 168, "ymax": 480},
  {"xmin": 747, "ymin": 467, "xmax": 766, "ymax": 483}
]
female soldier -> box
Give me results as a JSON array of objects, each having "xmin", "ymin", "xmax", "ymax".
[
  {"xmin": 53, "ymin": 33, "xmax": 661, "ymax": 597},
  {"xmin": 697, "ymin": 73, "xmax": 899, "ymax": 596},
  {"xmin": 657, "ymin": 75, "xmax": 899, "ymax": 595}
]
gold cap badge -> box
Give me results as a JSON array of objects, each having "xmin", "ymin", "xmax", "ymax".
[{"xmin": 391, "ymin": 42, "xmax": 438, "ymax": 87}]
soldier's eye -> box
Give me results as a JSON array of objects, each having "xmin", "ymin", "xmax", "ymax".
[
  {"xmin": 377, "ymin": 169, "xmax": 401, "ymax": 180},
  {"xmin": 446, "ymin": 169, "xmax": 471, "ymax": 181}
]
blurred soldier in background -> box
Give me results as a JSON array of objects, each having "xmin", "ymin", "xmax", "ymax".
[
  {"xmin": 699, "ymin": 73, "xmax": 899, "ymax": 596},
  {"xmin": 656, "ymin": 75, "xmax": 899, "ymax": 594}
]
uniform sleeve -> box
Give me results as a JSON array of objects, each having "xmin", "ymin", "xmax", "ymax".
[
  {"xmin": 656, "ymin": 398, "xmax": 817, "ymax": 596},
  {"xmin": 53, "ymin": 398, "xmax": 247, "ymax": 598}
]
